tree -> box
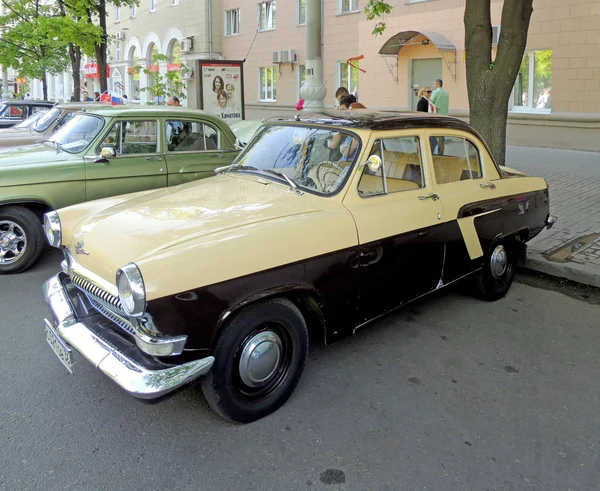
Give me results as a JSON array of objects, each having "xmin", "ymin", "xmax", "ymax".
[
  {"xmin": 135, "ymin": 53, "xmax": 188, "ymax": 104},
  {"xmin": 0, "ymin": 0, "xmax": 70, "ymax": 99},
  {"xmin": 464, "ymin": 0, "xmax": 533, "ymax": 166},
  {"xmin": 365, "ymin": 0, "xmax": 535, "ymax": 166}
]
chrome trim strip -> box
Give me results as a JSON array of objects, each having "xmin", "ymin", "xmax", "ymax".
[
  {"xmin": 70, "ymin": 260, "xmax": 119, "ymax": 297},
  {"xmin": 43, "ymin": 274, "xmax": 213, "ymax": 399}
]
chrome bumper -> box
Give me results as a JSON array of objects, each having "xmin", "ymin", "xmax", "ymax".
[{"xmin": 43, "ymin": 273, "xmax": 214, "ymax": 399}]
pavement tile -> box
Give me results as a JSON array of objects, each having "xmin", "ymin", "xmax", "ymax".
[{"xmin": 506, "ymin": 145, "xmax": 600, "ymax": 287}]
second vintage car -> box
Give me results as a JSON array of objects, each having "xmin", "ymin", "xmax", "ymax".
[
  {"xmin": 43, "ymin": 110, "xmax": 556, "ymax": 423},
  {"xmin": 0, "ymin": 100, "xmax": 56, "ymax": 128},
  {"xmin": 0, "ymin": 105, "xmax": 240, "ymax": 274}
]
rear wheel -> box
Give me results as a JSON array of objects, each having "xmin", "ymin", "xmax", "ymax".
[
  {"xmin": 201, "ymin": 298, "xmax": 309, "ymax": 423},
  {"xmin": 473, "ymin": 242, "xmax": 516, "ymax": 301},
  {"xmin": 0, "ymin": 206, "xmax": 45, "ymax": 274}
]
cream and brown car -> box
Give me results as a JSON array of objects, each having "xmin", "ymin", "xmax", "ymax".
[{"xmin": 42, "ymin": 111, "xmax": 556, "ymax": 423}]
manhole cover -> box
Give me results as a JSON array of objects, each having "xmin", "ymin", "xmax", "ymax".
[{"xmin": 543, "ymin": 232, "xmax": 600, "ymax": 263}]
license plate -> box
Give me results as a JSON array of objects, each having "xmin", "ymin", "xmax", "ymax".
[{"xmin": 45, "ymin": 319, "xmax": 74, "ymax": 373}]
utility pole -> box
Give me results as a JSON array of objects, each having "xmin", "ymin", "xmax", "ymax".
[{"xmin": 299, "ymin": 0, "xmax": 326, "ymax": 110}]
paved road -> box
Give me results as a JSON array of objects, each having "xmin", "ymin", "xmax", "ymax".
[{"xmin": 2, "ymin": 250, "xmax": 600, "ymax": 490}]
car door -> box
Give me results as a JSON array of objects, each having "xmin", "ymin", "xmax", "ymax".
[
  {"xmin": 162, "ymin": 118, "xmax": 239, "ymax": 186},
  {"xmin": 342, "ymin": 131, "xmax": 446, "ymax": 325},
  {"xmin": 85, "ymin": 118, "xmax": 167, "ymax": 201}
]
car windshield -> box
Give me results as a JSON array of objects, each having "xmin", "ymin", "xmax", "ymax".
[
  {"xmin": 49, "ymin": 113, "xmax": 105, "ymax": 153},
  {"xmin": 232, "ymin": 124, "xmax": 360, "ymax": 196},
  {"xmin": 14, "ymin": 110, "xmax": 47, "ymax": 129},
  {"xmin": 32, "ymin": 107, "xmax": 61, "ymax": 132}
]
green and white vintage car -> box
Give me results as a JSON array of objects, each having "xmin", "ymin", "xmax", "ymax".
[{"xmin": 0, "ymin": 106, "xmax": 240, "ymax": 274}]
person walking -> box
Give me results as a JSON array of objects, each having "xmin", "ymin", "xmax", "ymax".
[
  {"xmin": 430, "ymin": 79, "xmax": 449, "ymax": 115},
  {"xmin": 416, "ymin": 86, "xmax": 434, "ymax": 113},
  {"xmin": 430, "ymin": 79, "xmax": 449, "ymax": 154}
]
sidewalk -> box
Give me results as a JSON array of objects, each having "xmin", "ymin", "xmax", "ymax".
[{"xmin": 506, "ymin": 146, "xmax": 600, "ymax": 288}]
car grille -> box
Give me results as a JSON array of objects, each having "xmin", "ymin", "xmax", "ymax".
[
  {"xmin": 71, "ymin": 271, "xmax": 123, "ymax": 311},
  {"xmin": 69, "ymin": 271, "xmax": 135, "ymax": 337}
]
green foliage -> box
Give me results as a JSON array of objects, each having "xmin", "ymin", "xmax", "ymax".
[
  {"xmin": 136, "ymin": 53, "xmax": 188, "ymax": 104},
  {"xmin": 364, "ymin": 0, "xmax": 392, "ymax": 36},
  {"xmin": 535, "ymin": 49, "xmax": 552, "ymax": 88}
]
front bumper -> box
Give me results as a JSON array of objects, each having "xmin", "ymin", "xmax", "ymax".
[{"xmin": 43, "ymin": 273, "xmax": 214, "ymax": 399}]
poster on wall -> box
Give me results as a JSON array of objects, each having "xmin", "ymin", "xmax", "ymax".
[{"xmin": 199, "ymin": 61, "xmax": 245, "ymax": 123}]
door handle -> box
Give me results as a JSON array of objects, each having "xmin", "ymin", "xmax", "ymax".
[
  {"xmin": 480, "ymin": 182, "xmax": 496, "ymax": 190},
  {"xmin": 145, "ymin": 156, "xmax": 162, "ymax": 161},
  {"xmin": 418, "ymin": 193, "xmax": 439, "ymax": 201}
]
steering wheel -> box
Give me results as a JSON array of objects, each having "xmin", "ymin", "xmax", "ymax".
[{"xmin": 309, "ymin": 161, "xmax": 347, "ymax": 193}]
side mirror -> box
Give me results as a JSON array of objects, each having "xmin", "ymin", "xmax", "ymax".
[{"xmin": 364, "ymin": 154, "xmax": 382, "ymax": 173}]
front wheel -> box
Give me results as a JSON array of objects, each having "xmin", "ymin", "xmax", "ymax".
[
  {"xmin": 201, "ymin": 298, "xmax": 309, "ymax": 423},
  {"xmin": 473, "ymin": 242, "xmax": 516, "ymax": 301},
  {"xmin": 0, "ymin": 206, "xmax": 45, "ymax": 274}
]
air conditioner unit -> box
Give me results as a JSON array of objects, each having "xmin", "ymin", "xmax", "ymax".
[
  {"xmin": 281, "ymin": 50, "xmax": 298, "ymax": 64},
  {"xmin": 180, "ymin": 37, "xmax": 194, "ymax": 54},
  {"xmin": 272, "ymin": 50, "xmax": 282, "ymax": 63},
  {"xmin": 491, "ymin": 26, "xmax": 501, "ymax": 46},
  {"xmin": 116, "ymin": 31, "xmax": 126, "ymax": 40}
]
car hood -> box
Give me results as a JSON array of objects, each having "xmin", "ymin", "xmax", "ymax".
[
  {"xmin": 0, "ymin": 142, "xmax": 72, "ymax": 167},
  {"xmin": 66, "ymin": 173, "xmax": 323, "ymax": 283}
]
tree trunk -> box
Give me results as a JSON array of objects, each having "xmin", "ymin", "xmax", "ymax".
[
  {"xmin": 95, "ymin": 0, "xmax": 108, "ymax": 94},
  {"xmin": 464, "ymin": 0, "xmax": 533, "ymax": 166},
  {"xmin": 42, "ymin": 75, "xmax": 48, "ymax": 100},
  {"xmin": 69, "ymin": 43, "xmax": 82, "ymax": 102}
]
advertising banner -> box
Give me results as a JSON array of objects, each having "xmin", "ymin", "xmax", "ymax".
[{"xmin": 199, "ymin": 61, "xmax": 244, "ymax": 123}]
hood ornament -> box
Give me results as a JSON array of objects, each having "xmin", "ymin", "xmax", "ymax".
[{"xmin": 75, "ymin": 240, "xmax": 90, "ymax": 255}]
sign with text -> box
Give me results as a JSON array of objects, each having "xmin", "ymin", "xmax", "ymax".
[
  {"xmin": 199, "ymin": 61, "xmax": 245, "ymax": 123},
  {"xmin": 84, "ymin": 63, "xmax": 110, "ymax": 79}
]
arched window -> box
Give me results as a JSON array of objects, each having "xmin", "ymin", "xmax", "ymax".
[{"xmin": 128, "ymin": 46, "xmax": 140, "ymax": 101}]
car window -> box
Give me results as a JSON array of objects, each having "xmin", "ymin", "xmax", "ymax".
[
  {"xmin": 430, "ymin": 135, "xmax": 483, "ymax": 184},
  {"xmin": 53, "ymin": 112, "xmax": 76, "ymax": 132},
  {"xmin": 14, "ymin": 111, "xmax": 46, "ymax": 129},
  {"xmin": 33, "ymin": 107, "xmax": 61, "ymax": 132},
  {"xmin": 232, "ymin": 124, "xmax": 360, "ymax": 196},
  {"xmin": 1, "ymin": 105, "xmax": 25, "ymax": 120},
  {"xmin": 50, "ymin": 113, "xmax": 105, "ymax": 153},
  {"xmin": 99, "ymin": 120, "xmax": 158, "ymax": 155},
  {"xmin": 165, "ymin": 120, "xmax": 221, "ymax": 152},
  {"xmin": 358, "ymin": 136, "xmax": 425, "ymax": 197},
  {"xmin": 31, "ymin": 105, "xmax": 48, "ymax": 114}
]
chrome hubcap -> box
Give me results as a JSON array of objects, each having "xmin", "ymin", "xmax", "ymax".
[
  {"xmin": 490, "ymin": 244, "xmax": 508, "ymax": 279},
  {"xmin": 238, "ymin": 330, "xmax": 283, "ymax": 388},
  {"xmin": 0, "ymin": 220, "xmax": 27, "ymax": 265}
]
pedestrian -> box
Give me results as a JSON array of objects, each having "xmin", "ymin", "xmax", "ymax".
[
  {"xmin": 416, "ymin": 86, "xmax": 434, "ymax": 113},
  {"xmin": 335, "ymin": 87, "xmax": 349, "ymax": 108},
  {"xmin": 167, "ymin": 95, "xmax": 181, "ymax": 106},
  {"xmin": 430, "ymin": 79, "xmax": 449, "ymax": 115},
  {"xmin": 339, "ymin": 94, "xmax": 365, "ymax": 109},
  {"xmin": 430, "ymin": 79, "xmax": 449, "ymax": 155}
]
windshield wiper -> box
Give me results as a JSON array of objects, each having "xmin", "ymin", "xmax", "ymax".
[
  {"xmin": 262, "ymin": 169, "xmax": 303, "ymax": 195},
  {"xmin": 214, "ymin": 163, "xmax": 259, "ymax": 173}
]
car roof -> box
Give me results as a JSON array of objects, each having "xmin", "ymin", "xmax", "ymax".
[
  {"xmin": 83, "ymin": 105, "xmax": 228, "ymax": 125},
  {"xmin": 266, "ymin": 109, "xmax": 481, "ymax": 136},
  {"xmin": 0, "ymin": 100, "xmax": 56, "ymax": 106},
  {"xmin": 56, "ymin": 102, "xmax": 111, "ymax": 110}
]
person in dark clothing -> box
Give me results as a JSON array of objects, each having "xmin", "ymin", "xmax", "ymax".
[{"xmin": 416, "ymin": 86, "xmax": 433, "ymax": 112}]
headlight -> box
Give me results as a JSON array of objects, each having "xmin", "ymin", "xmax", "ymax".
[
  {"xmin": 116, "ymin": 263, "xmax": 146, "ymax": 317},
  {"xmin": 43, "ymin": 211, "xmax": 61, "ymax": 248}
]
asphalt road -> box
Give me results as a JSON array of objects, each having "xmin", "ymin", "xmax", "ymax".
[{"xmin": 1, "ymin": 250, "xmax": 599, "ymax": 490}]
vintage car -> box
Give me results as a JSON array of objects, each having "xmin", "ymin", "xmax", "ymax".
[
  {"xmin": 0, "ymin": 102, "xmax": 106, "ymax": 148},
  {"xmin": 0, "ymin": 100, "xmax": 56, "ymax": 128},
  {"xmin": 0, "ymin": 105, "xmax": 240, "ymax": 274},
  {"xmin": 42, "ymin": 110, "xmax": 556, "ymax": 423}
]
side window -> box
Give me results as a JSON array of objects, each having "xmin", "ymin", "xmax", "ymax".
[
  {"xmin": 3, "ymin": 105, "xmax": 25, "ymax": 120},
  {"xmin": 99, "ymin": 120, "xmax": 158, "ymax": 155},
  {"xmin": 166, "ymin": 120, "xmax": 221, "ymax": 152},
  {"xmin": 358, "ymin": 136, "xmax": 424, "ymax": 197},
  {"xmin": 31, "ymin": 106, "xmax": 48, "ymax": 114},
  {"xmin": 430, "ymin": 135, "xmax": 483, "ymax": 184}
]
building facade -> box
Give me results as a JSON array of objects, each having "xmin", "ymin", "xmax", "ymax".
[{"xmin": 31, "ymin": 0, "xmax": 600, "ymax": 151}]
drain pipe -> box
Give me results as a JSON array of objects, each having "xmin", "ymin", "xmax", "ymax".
[{"xmin": 208, "ymin": 0, "xmax": 213, "ymax": 59}]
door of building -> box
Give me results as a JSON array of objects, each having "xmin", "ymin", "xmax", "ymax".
[{"xmin": 410, "ymin": 59, "xmax": 442, "ymax": 111}]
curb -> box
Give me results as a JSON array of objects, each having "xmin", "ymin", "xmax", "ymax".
[{"xmin": 525, "ymin": 250, "xmax": 600, "ymax": 289}]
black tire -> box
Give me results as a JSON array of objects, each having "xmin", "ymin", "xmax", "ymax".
[
  {"xmin": 201, "ymin": 298, "xmax": 309, "ymax": 423},
  {"xmin": 0, "ymin": 206, "xmax": 45, "ymax": 274},
  {"xmin": 473, "ymin": 241, "xmax": 516, "ymax": 301}
]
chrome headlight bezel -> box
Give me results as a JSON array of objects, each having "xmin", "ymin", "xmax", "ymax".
[
  {"xmin": 116, "ymin": 263, "xmax": 146, "ymax": 317},
  {"xmin": 43, "ymin": 211, "xmax": 62, "ymax": 248}
]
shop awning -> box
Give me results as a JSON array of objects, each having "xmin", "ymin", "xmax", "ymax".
[{"xmin": 379, "ymin": 31, "xmax": 456, "ymax": 56}]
